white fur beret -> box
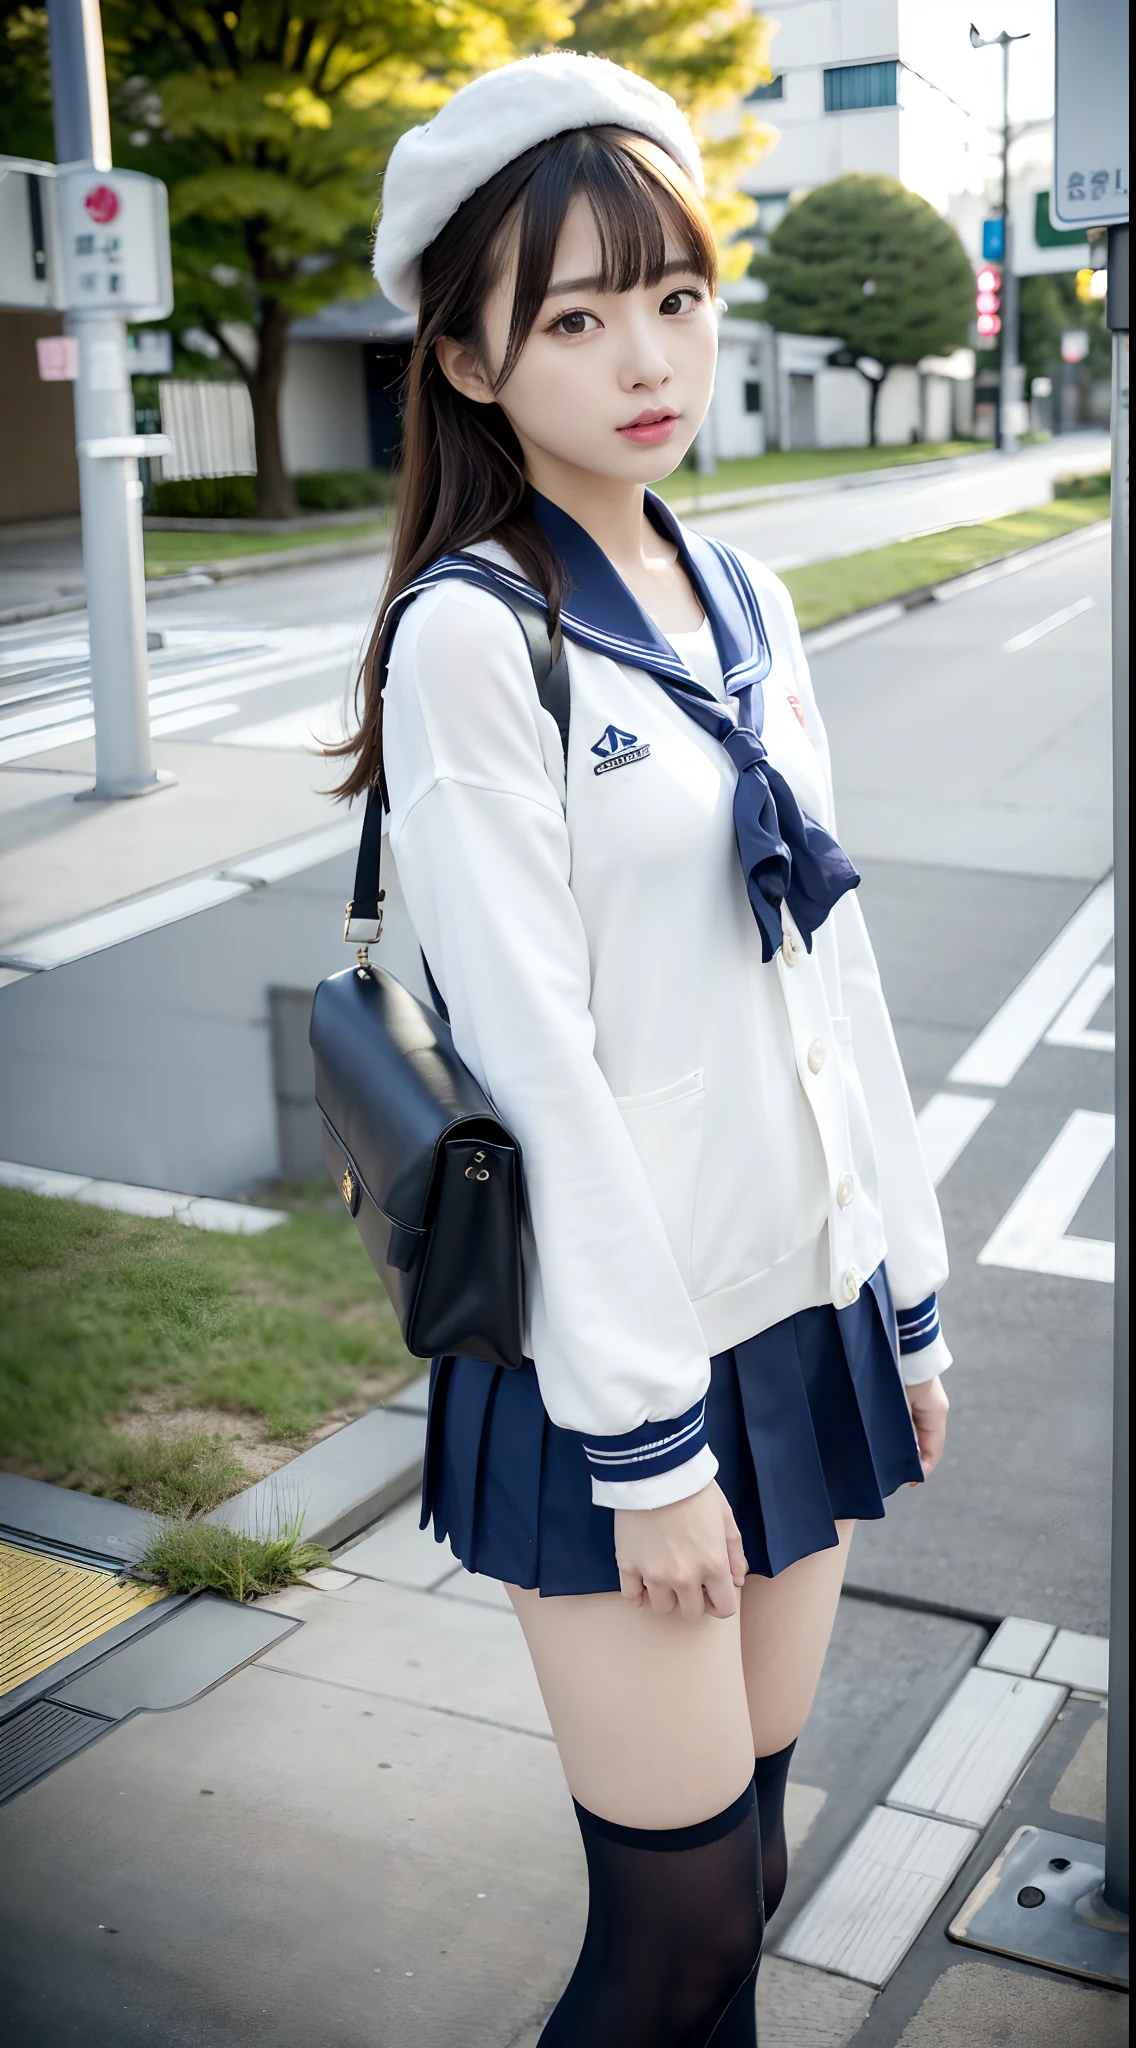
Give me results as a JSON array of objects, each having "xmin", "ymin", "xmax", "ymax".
[{"xmin": 373, "ymin": 54, "xmax": 704, "ymax": 314}]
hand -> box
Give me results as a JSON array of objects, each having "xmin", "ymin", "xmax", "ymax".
[
  {"xmin": 614, "ymin": 1480, "xmax": 747, "ymax": 1622},
  {"xmin": 906, "ymin": 1375, "xmax": 949, "ymax": 1478}
]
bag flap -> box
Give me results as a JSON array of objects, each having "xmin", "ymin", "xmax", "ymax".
[{"xmin": 310, "ymin": 964, "xmax": 512, "ymax": 1230}]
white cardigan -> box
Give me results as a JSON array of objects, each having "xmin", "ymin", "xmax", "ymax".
[{"xmin": 383, "ymin": 542, "xmax": 951, "ymax": 1509}]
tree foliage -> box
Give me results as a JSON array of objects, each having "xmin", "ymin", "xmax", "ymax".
[
  {"xmin": 754, "ymin": 175, "xmax": 975, "ymax": 443},
  {"xmin": 1, "ymin": 0, "xmax": 777, "ymax": 513}
]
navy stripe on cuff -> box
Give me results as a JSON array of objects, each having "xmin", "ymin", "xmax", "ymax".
[
  {"xmin": 580, "ymin": 1398, "xmax": 709, "ymax": 1485},
  {"xmin": 896, "ymin": 1292, "xmax": 941, "ymax": 1355}
]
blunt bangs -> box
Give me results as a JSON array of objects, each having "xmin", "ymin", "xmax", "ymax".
[{"xmin": 493, "ymin": 126, "xmax": 717, "ymax": 390}]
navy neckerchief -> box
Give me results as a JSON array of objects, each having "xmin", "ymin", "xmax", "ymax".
[{"xmin": 389, "ymin": 491, "xmax": 859, "ymax": 962}]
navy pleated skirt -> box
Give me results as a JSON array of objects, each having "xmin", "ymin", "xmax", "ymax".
[{"xmin": 419, "ymin": 1262, "xmax": 923, "ymax": 1595}]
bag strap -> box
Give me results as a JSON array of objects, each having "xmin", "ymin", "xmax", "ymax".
[{"xmin": 345, "ymin": 578, "xmax": 570, "ymax": 945}]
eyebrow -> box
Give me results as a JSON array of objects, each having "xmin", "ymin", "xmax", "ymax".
[{"xmin": 544, "ymin": 257, "xmax": 698, "ymax": 298}]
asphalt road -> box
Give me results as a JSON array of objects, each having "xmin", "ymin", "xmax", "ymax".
[{"xmin": 815, "ymin": 526, "xmax": 1115, "ymax": 1633}]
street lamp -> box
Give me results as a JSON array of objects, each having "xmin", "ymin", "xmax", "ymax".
[{"xmin": 970, "ymin": 21, "xmax": 1030, "ymax": 453}]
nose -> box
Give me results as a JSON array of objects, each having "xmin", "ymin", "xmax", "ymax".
[{"xmin": 618, "ymin": 304, "xmax": 673, "ymax": 394}]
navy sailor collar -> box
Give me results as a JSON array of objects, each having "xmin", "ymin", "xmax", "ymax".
[{"xmin": 530, "ymin": 490, "xmax": 773, "ymax": 702}]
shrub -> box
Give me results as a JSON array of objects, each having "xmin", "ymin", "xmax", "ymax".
[
  {"xmin": 149, "ymin": 475, "xmax": 258, "ymax": 518},
  {"xmin": 293, "ymin": 469, "xmax": 392, "ymax": 511},
  {"xmin": 1053, "ymin": 470, "xmax": 1110, "ymax": 500}
]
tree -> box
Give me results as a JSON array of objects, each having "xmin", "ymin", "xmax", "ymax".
[
  {"xmin": 1015, "ymin": 271, "xmax": 1110, "ymax": 413},
  {"xmin": 753, "ymin": 174, "xmax": 975, "ymax": 445},
  {"xmin": 564, "ymin": 0, "xmax": 778, "ymax": 275},
  {"xmin": 1, "ymin": 0, "xmax": 777, "ymax": 515}
]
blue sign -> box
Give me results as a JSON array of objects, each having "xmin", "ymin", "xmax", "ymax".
[{"xmin": 982, "ymin": 217, "xmax": 1005, "ymax": 261}]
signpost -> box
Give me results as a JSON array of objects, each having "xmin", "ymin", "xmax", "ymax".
[
  {"xmin": 43, "ymin": 0, "xmax": 175, "ymax": 800},
  {"xmin": 952, "ymin": 0, "xmax": 1129, "ymax": 1985}
]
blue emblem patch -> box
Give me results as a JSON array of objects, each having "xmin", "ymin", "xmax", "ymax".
[{"xmin": 591, "ymin": 723, "xmax": 651, "ymax": 776}]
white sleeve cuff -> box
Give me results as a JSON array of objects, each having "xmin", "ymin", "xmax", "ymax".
[
  {"xmin": 590, "ymin": 1443, "xmax": 720, "ymax": 1512},
  {"xmin": 901, "ymin": 1330, "xmax": 952, "ymax": 1385}
]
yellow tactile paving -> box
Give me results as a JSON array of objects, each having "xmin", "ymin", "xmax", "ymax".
[{"xmin": 0, "ymin": 1539, "xmax": 163, "ymax": 1698}]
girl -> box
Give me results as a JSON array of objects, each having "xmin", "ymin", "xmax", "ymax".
[{"xmin": 337, "ymin": 53, "xmax": 951, "ymax": 2047}]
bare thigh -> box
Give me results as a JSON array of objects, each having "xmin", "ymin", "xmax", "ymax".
[
  {"xmin": 508, "ymin": 1584, "xmax": 756, "ymax": 1829},
  {"xmin": 740, "ymin": 1521, "xmax": 855, "ymax": 1757}
]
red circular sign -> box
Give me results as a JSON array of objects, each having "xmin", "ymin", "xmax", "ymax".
[{"xmin": 84, "ymin": 184, "xmax": 120, "ymax": 226}]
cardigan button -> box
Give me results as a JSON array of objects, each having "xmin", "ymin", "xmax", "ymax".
[
  {"xmin": 838, "ymin": 1172, "xmax": 855, "ymax": 1208},
  {"xmin": 807, "ymin": 1036, "xmax": 826, "ymax": 1073},
  {"xmin": 843, "ymin": 1267, "xmax": 860, "ymax": 1303},
  {"xmin": 781, "ymin": 931, "xmax": 800, "ymax": 966}
]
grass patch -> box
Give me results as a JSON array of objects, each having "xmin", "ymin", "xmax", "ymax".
[
  {"xmin": 143, "ymin": 519, "xmax": 390, "ymax": 578},
  {"xmin": 1054, "ymin": 469, "xmax": 1110, "ymax": 500},
  {"xmin": 656, "ymin": 442, "xmax": 983, "ymax": 504},
  {"xmin": 0, "ymin": 1182, "xmax": 418, "ymax": 1501},
  {"xmin": 136, "ymin": 1516, "xmax": 331, "ymax": 1601},
  {"xmin": 102, "ymin": 1428, "xmax": 252, "ymax": 1516},
  {"xmin": 781, "ymin": 498, "xmax": 1109, "ymax": 633}
]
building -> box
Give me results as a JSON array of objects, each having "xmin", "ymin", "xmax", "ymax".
[{"xmin": 740, "ymin": 0, "xmax": 987, "ymax": 233}]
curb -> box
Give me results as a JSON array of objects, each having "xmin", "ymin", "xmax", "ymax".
[{"xmin": 207, "ymin": 1387, "xmax": 428, "ymax": 1553}]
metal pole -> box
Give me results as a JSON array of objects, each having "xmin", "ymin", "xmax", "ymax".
[
  {"xmin": 46, "ymin": 0, "xmax": 170, "ymax": 800},
  {"xmin": 1105, "ymin": 217, "xmax": 1130, "ymax": 1919},
  {"xmin": 997, "ymin": 35, "xmax": 1022, "ymax": 456}
]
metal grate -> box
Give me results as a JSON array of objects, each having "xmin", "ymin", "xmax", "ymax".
[
  {"xmin": 0, "ymin": 1539, "xmax": 163, "ymax": 1698},
  {"xmin": 0, "ymin": 1698, "xmax": 109, "ymax": 1803}
]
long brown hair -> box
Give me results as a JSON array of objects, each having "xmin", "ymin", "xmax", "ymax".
[{"xmin": 330, "ymin": 123, "xmax": 717, "ymax": 801}]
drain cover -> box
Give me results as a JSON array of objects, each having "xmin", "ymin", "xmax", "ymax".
[{"xmin": 0, "ymin": 1697, "xmax": 109, "ymax": 1803}]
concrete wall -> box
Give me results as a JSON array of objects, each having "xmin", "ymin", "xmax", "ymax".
[
  {"xmin": 0, "ymin": 843, "xmax": 428, "ymax": 1199},
  {"xmin": 280, "ymin": 341, "xmax": 370, "ymax": 476}
]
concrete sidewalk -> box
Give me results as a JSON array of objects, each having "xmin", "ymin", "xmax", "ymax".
[{"xmin": 0, "ymin": 1499, "xmax": 1120, "ymax": 2047}]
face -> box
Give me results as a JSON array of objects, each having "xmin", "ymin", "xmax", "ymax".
[{"xmin": 437, "ymin": 191, "xmax": 718, "ymax": 491}]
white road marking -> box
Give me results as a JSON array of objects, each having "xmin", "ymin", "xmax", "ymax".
[
  {"xmin": 977, "ymin": 1109, "xmax": 1115, "ymax": 1283},
  {"xmin": 948, "ymin": 881, "xmax": 1113, "ymax": 1088},
  {"xmin": 2, "ymin": 877, "xmax": 250, "ymax": 971},
  {"xmin": 0, "ymin": 625, "xmax": 359, "ymax": 764},
  {"xmin": 1, "ymin": 818, "xmax": 363, "ymax": 972},
  {"xmin": 1044, "ymin": 961, "xmax": 1115, "ymax": 1053},
  {"xmin": 1003, "ymin": 594, "xmax": 1094, "ymax": 653},
  {"xmin": 915, "ymin": 1092, "xmax": 995, "ymax": 1185}
]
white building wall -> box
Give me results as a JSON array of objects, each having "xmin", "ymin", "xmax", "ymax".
[
  {"xmin": 814, "ymin": 368, "xmax": 870, "ymax": 447},
  {"xmin": 874, "ymin": 364, "xmax": 921, "ymax": 444},
  {"xmin": 280, "ymin": 340, "xmax": 370, "ymax": 474}
]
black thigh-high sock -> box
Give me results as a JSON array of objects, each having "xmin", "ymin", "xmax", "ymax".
[
  {"xmin": 704, "ymin": 1742, "xmax": 798, "ymax": 2046},
  {"xmin": 537, "ymin": 1781, "xmax": 763, "ymax": 2048}
]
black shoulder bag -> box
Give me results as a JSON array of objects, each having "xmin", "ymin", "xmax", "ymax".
[{"xmin": 309, "ymin": 582, "xmax": 570, "ymax": 1369}]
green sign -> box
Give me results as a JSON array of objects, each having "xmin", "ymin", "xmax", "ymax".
[{"xmin": 1035, "ymin": 192, "xmax": 1091, "ymax": 250}]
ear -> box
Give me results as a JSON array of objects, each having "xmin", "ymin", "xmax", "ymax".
[{"xmin": 435, "ymin": 335, "xmax": 497, "ymax": 407}]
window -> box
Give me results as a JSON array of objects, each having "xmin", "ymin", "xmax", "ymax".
[
  {"xmin": 746, "ymin": 74, "xmax": 783, "ymax": 101},
  {"xmin": 744, "ymin": 382, "xmax": 763, "ymax": 415},
  {"xmin": 823, "ymin": 61, "xmax": 898, "ymax": 112}
]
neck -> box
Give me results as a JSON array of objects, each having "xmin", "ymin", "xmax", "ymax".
[{"xmin": 522, "ymin": 453, "xmax": 661, "ymax": 576}]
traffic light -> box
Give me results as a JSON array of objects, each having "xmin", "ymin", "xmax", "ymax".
[{"xmin": 975, "ymin": 267, "xmax": 1002, "ymax": 339}]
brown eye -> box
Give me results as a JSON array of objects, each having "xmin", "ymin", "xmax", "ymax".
[
  {"xmin": 560, "ymin": 312, "xmax": 589, "ymax": 334},
  {"xmin": 660, "ymin": 288, "xmax": 702, "ymax": 316}
]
